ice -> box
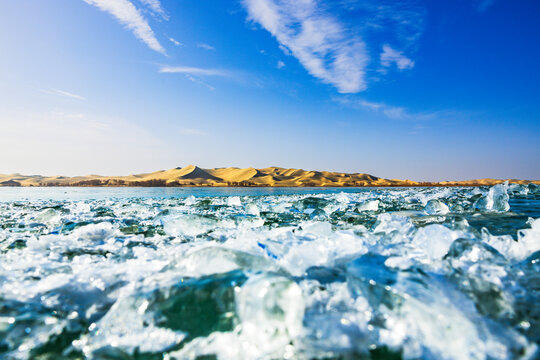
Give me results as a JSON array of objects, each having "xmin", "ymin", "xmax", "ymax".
[
  {"xmin": 0, "ymin": 185, "xmax": 538, "ymax": 359},
  {"xmin": 373, "ymin": 213, "xmax": 415, "ymax": 234},
  {"xmin": 227, "ymin": 196, "xmax": 242, "ymax": 207},
  {"xmin": 508, "ymin": 183, "xmax": 529, "ymax": 196},
  {"xmin": 75, "ymin": 291, "xmax": 186, "ymax": 356},
  {"xmin": 309, "ymin": 208, "xmax": 328, "ymax": 220},
  {"xmin": 184, "ymin": 195, "xmax": 196, "ymax": 205},
  {"xmin": 517, "ymin": 218, "xmax": 540, "ymax": 256},
  {"xmin": 167, "ymin": 246, "xmax": 282, "ymax": 277},
  {"xmin": 347, "ymin": 254, "xmax": 533, "ymax": 360},
  {"xmin": 335, "ymin": 192, "xmax": 350, "ymax": 203},
  {"xmin": 424, "ymin": 199, "xmax": 450, "ymax": 215},
  {"xmin": 245, "ymin": 203, "xmax": 260, "ymax": 216},
  {"xmin": 474, "ymin": 182, "xmax": 510, "ymax": 212},
  {"xmin": 33, "ymin": 207, "xmax": 62, "ymax": 226},
  {"xmin": 71, "ymin": 222, "xmax": 118, "ymax": 243},
  {"xmin": 412, "ymin": 224, "xmax": 457, "ymax": 260},
  {"xmin": 237, "ymin": 274, "xmax": 304, "ymax": 339},
  {"xmin": 162, "ymin": 214, "xmax": 219, "ymax": 236},
  {"xmin": 484, "ymin": 218, "xmax": 540, "ymax": 261},
  {"xmin": 357, "ymin": 199, "xmax": 379, "ymax": 212},
  {"xmin": 169, "ymin": 274, "xmax": 304, "ymax": 360}
]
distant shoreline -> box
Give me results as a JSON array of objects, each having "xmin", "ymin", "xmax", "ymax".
[
  {"xmin": 1, "ymin": 165, "xmax": 538, "ymax": 188},
  {"xmin": 1, "ymin": 183, "xmax": 537, "ymax": 188}
]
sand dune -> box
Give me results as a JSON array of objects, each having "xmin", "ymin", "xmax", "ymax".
[{"xmin": 0, "ymin": 166, "xmax": 538, "ymax": 187}]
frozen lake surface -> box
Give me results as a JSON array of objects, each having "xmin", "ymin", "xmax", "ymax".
[{"xmin": 0, "ymin": 184, "xmax": 539, "ymax": 359}]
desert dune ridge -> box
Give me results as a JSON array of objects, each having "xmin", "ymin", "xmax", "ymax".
[{"xmin": 0, "ymin": 165, "xmax": 538, "ymax": 187}]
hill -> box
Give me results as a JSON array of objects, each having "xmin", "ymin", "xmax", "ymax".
[{"xmin": 0, "ymin": 166, "xmax": 538, "ymax": 187}]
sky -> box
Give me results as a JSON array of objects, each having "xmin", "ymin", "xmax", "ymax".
[{"xmin": 0, "ymin": 0, "xmax": 539, "ymax": 181}]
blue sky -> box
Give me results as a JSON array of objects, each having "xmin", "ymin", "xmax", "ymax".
[{"xmin": 0, "ymin": 0, "xmax": 539, "ymax": 181}]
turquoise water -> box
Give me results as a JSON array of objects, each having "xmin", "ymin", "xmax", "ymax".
[
  {"xmin": 0, "ymin": 183, "xmax": 539, "ymax": 359},
  {"xmin": 0, "ymin": 186, "xmax": 379, "ymax": 201}
]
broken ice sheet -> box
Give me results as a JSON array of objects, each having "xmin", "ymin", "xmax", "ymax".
[{"xmin": 0, "ymin": 183, "xmax": 539, "ymax": 359}]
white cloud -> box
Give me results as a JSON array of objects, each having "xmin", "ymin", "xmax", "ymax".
[
  {"xmin": 335, "ymin": 97, "xmax": 453, "ymax": 122},
  {"xmin": 357, "ymin": 99, "xmax": 383, "ymax": 111},
  {"xmin": 243, "ymin": 0, "xmax": 369, "ymax": 93},
  {"xmin": 336, "ymin": 98, "xmax": 411, "ymax": 120},
  {"xmin": 197, "ymin": 43, "xmax": 216, "ymax": 51},
  {"xmin": 180, "ymin": 128, "xmax": 207, "ymax": 136},
  {"xmin": 277, "ymin": 60, "xmax": 285, "ymax": 69},
  {"xmin": 41, "ymin": 88, "xmax": 86, "ymax": 100},
  {"xmin": 278, "ymin": 44, "xmax": 292, "ymax": 56},
  {"xmin": 380, "ymin": 45, "xmax": 414, "ymax": 71},
  {"xmin": 159, "ymin": 66, "xmax": 230, "ymax": 77},
  {"xmin": 168, "ymin": 37, "xmax": 182, "ymax": 46},
  {"xmin": 184, "ymin": 74, "xmax": 216, "ymax": 91},
  {"xmin": 83, "ymin": 0, "xmax": 166, "ymax": 54},
  {"xmin": 382, "ymin": 106, "xmax": 407, "ymax": 120},
  {"xmin": 139, "ymin": 0, "xmax": 168, "ymax": 20},
  {"xmin": 361, "ymin": 99, "xmax": 407, "ymax": 119},
  {"xmin": 349, "ymin": 1, "xmax": 425, "ymax": 50}
]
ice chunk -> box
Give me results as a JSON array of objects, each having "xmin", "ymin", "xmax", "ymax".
[
  {"xmin": 357, "ymin": 200, "xmax": 379, "ymax": 212},
  {"xmin": 168, "ymin": 274, "xmax": 304, "ymax": 360},
  {"xmin": 335, "ymin": 192, "xmax": 350, "ymax": 203},
  {"xmin": 72, "ymin": 222, "xmax": 117, "ymax": 243},
  {"xmin": 508, "ymin": 183, "xmax": 529, "ymax": 196},
  {"xmin": 227, "ymin": 196, "xmax": 242, "ymax": 207},
  {"xmin": 162, "ymin": 214, "xmax": 217, "ymax": 236},
  {"xmin": 280, "ymin": 241, "xmax": 330, "ymax": 276},
  {"xmin": 309, "ymin": 208, "xmax": 327, "ymax": 220},
  {"xmin": 75, "ymin": 292, "xmax": 186, "ymax": 356},
  {"xmin": 484, "ymin": 218, "xmax": 540, "ymax": 261},
  {"xmin": 348, "ymin": 255, "xmax": 532, "ymax": 360},
  {"xmin": 166, "ymin": 246, "xmax": 282, "ymax": 277},
  {"xmin": 235, "ymin": 274, "xmax": 304, "ymax": 357},
  {"xmin": 412, "ymin": 224, "xmax": 457, "ymax": 260},
  {"xmin": 424, "ymin": 199, "xmax": 449, "ymax": 215},
  {"xmin": 245, "ymin": 203, "xmax": 260, "ymax": 216},
  {"xmin": 445, "ymin": 237, "xmax": 506, "ymax": 266},
  {"xmin": 373, "ymin": 213, "xmax": 414, "ymax": 234},
  {"xmin": 237, "ymin": 274, "xmax": 304, "ymax": 338},
  {"xmin": 474, "ymin": 182, "xmax": 510, "ymax": 212},
  {"xmin": 33, "ymin": 207, "xmax": 62, "ymax": 225},
  {"xmin": 445, "ymin": 238, "xmax": 513, "ymax": 319},
  {"xmin": 517, "ymin": 218, "xmax": 540, "ymax": 252}
]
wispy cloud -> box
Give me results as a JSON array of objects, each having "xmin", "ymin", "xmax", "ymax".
[
  {"xmin": 41, "ymin": 88, "xmax": 86, "ymax": 101},
  {"xmin": 197, "ymin": 43, "xmax": 216, "ymax": 51},
  {"xmin": 159, "ymin": 66, "xmax": 230, "ymax": 77},
  {"xmin": 242, "ymin": 0, "xmax": 424, "ymax": 94},
  {"xmin": 276, "ymin": 60, "xmax": 285, "ymax": 69},
  {"xmin": 180, "ymin": 128, "xmax": 207, "ymax": 136},
  {"xmin": 335, "ymin": 97, "xmax": 443, "ymax": 121},
  {"xmin": 243, "ymin": 0, "xmax": 369, "ymax": 93},
  {"xmin": 184, "ymin": 74, "xmax": 216, "ymax": 91},
  {"xmin": 355, "ymin": 99, "xmax": 408, "ymax": 120},
  {"xmin": 139, "ymin": 0, "xmax": 168, "ymax": 20},
  {"xmin": 168, "ymin": 37, "xmax": 182, "ymax": 46},
  {"xmin": 82, "ymin": 0, "xmax": 166, "ymax": 54},
  {"xmin": 352, "ymin": 1, "xmax": 425, "ymax": 50},
  {"xmin": 380, "ymin": 44, "xmax": 414, "ymax": 71}
]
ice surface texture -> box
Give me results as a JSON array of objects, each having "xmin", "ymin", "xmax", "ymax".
[{"xmin": 0, "ymin": 183, "xmax": 539, "ymax": 359}]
